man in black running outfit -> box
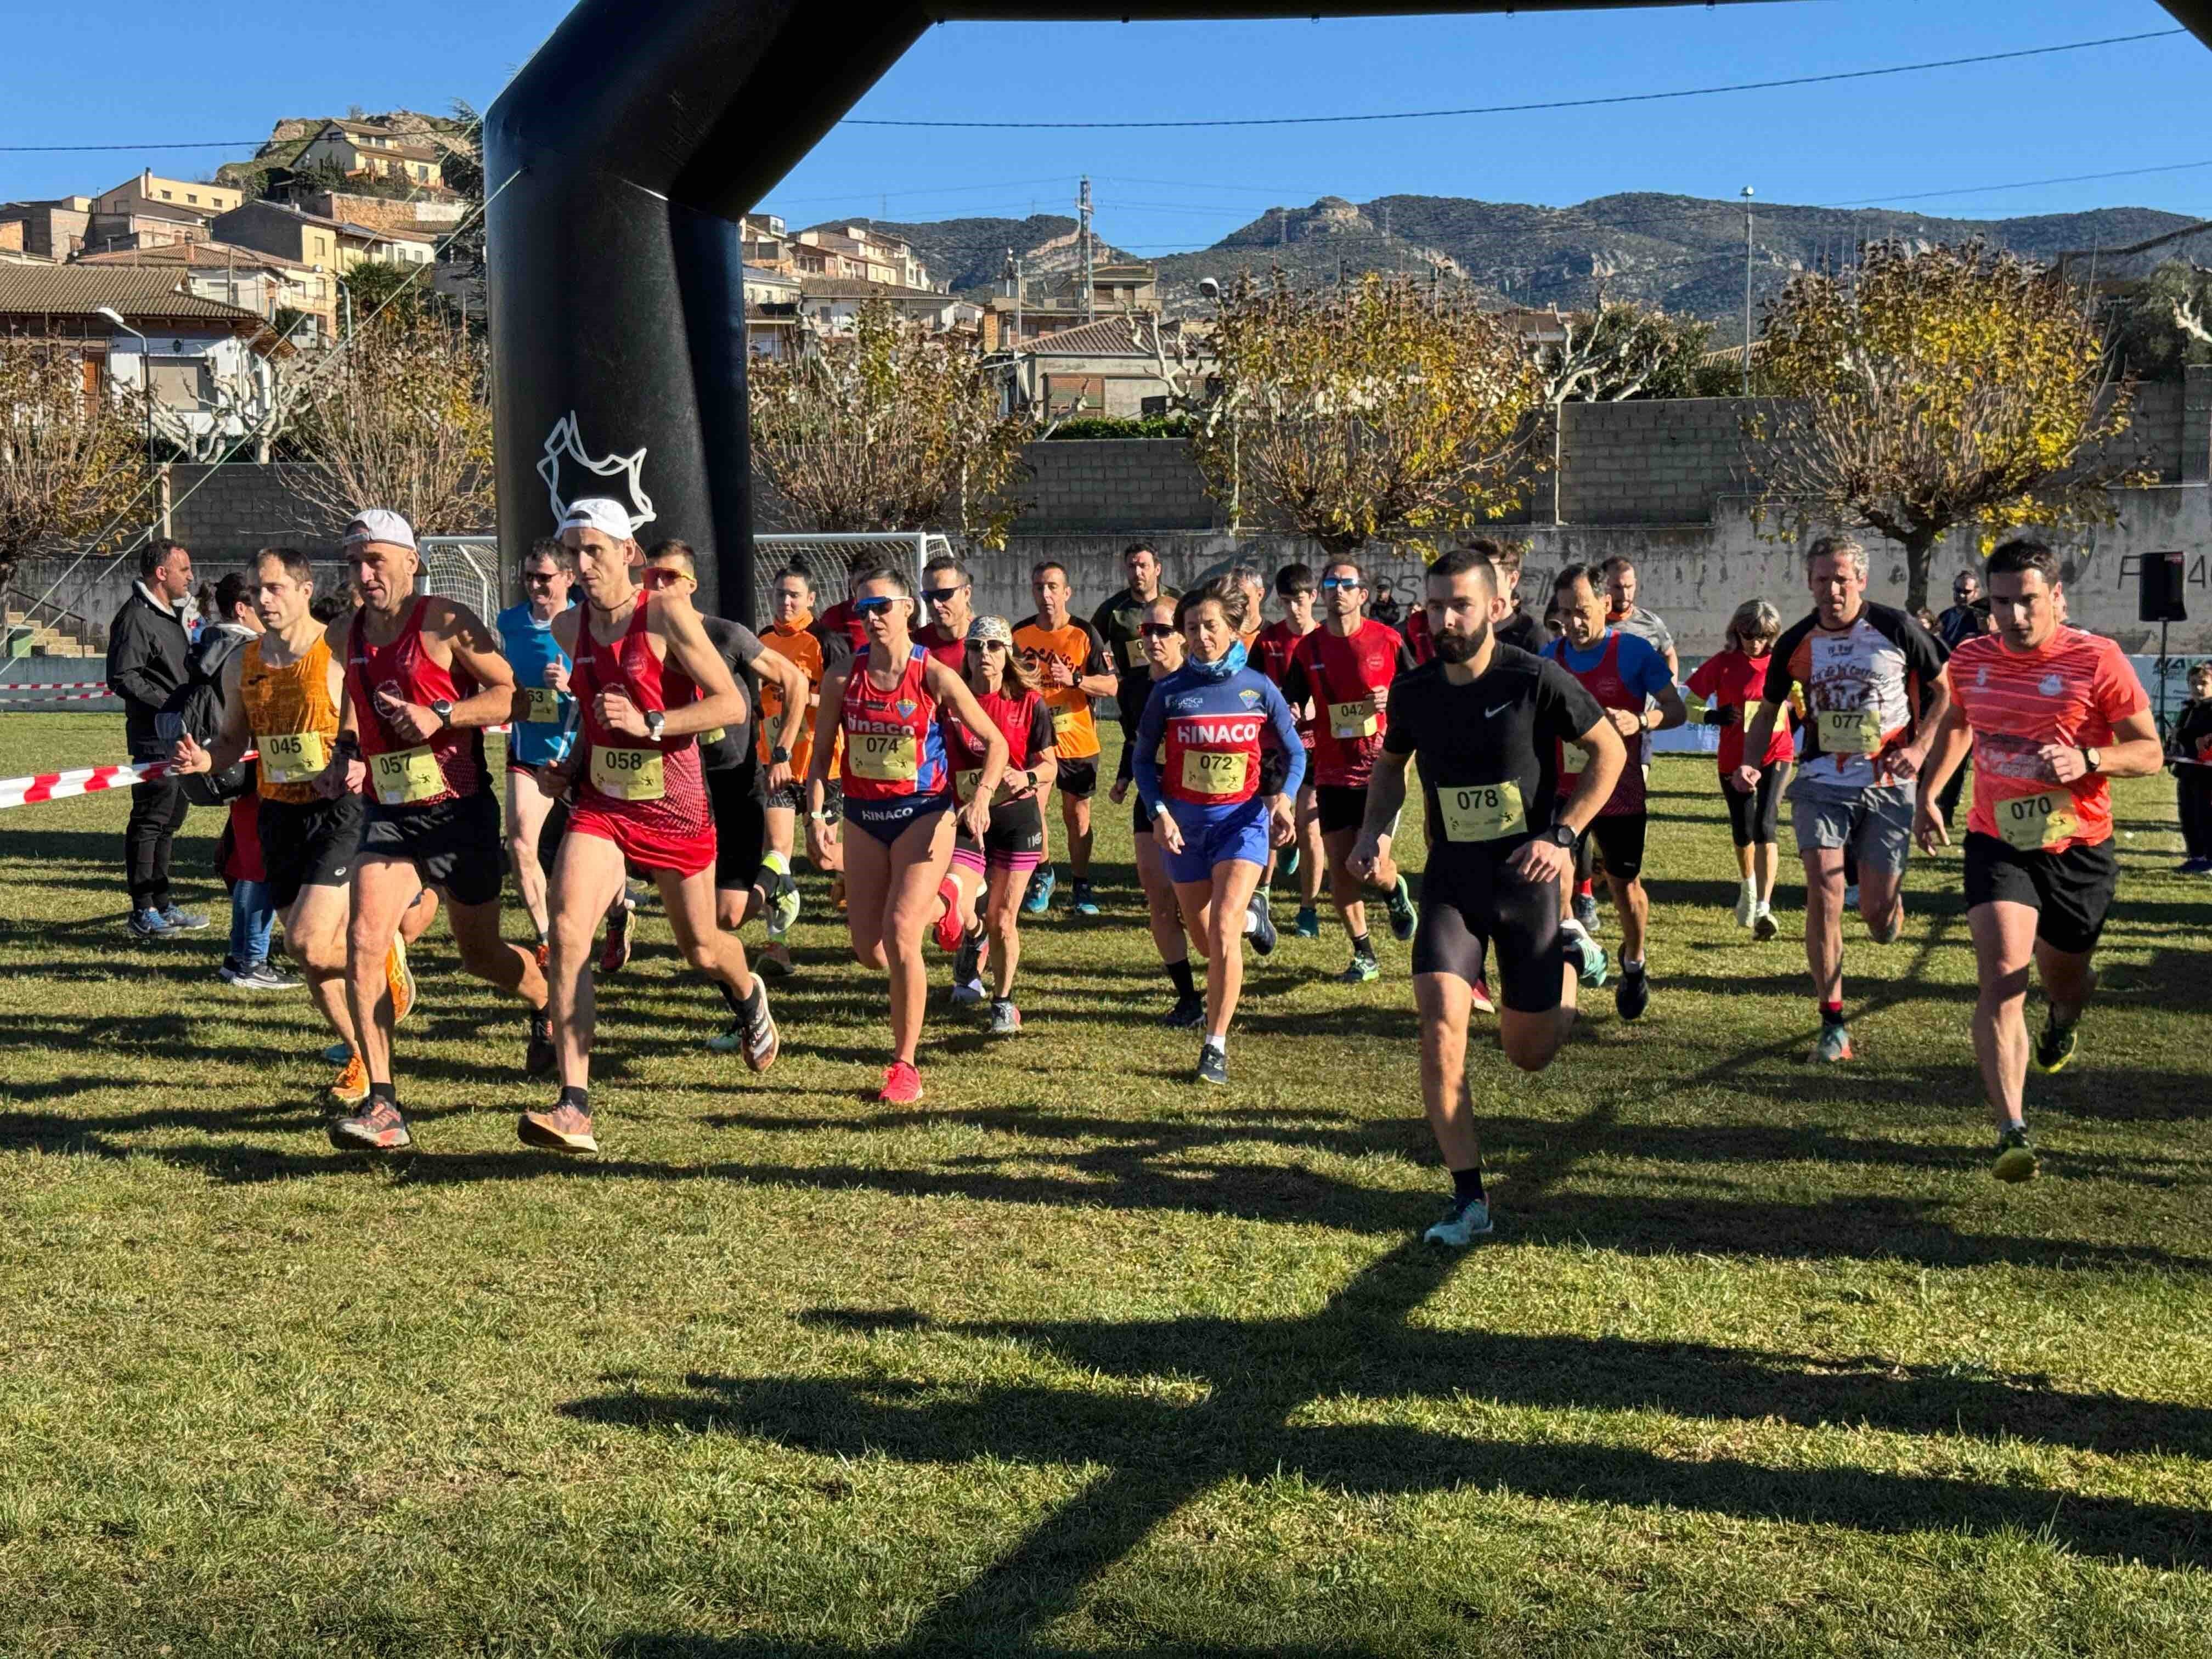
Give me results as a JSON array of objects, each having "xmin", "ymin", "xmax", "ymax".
[{"xmin": 1352, "ymin": 546, "xmax": 1626, "ymax": 1248}]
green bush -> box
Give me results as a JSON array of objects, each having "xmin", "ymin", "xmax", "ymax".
[{"xmin": 1043, "ymin": 414, "xmax": 1194, "ymax": 441}]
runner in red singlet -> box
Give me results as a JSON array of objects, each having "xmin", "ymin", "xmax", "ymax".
[
  {"xmin": 1915, "ymin": 539, "xmax": 2160, "ymax": 1182},
  {"xmin": 516, "ymin": 500, "xmax": 782, "ymax": 1154},
  {"xmin": 808, "ymin": 567, "xmax": 1007, "ymax": 1103},
  {"xmin": 321, "ymin": 509, "xmax": 551, "ymax": 1154},
  {"xmin": 1254, "ymin": 562, "xmax": 1325, "ymax": 938}
]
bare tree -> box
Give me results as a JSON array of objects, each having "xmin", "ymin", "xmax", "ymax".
[
  {"xmin": 1534, "ymin": 301, "xmax": 1663, "ymax": 406},
  {"xmin": 748, "ymin": 299, "xmax": 1035, "ymax": 546},
  {"xmin": 287, "ymin": 313, "xmax": 494, "ymax": 534},
  {"xmin": 0, "ymin": 336, "xmax": 144, "ymax": 599}
]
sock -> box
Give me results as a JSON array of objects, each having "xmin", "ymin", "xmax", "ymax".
[
  {"xmin": 1622, "ymin": 956, "xmax": 1644, "ymax": 974},
  {"xmin": 1243, "ymin": 904, "xmax": 1260, "ymax": 936},
  {"xmin": 1575, "ymin": 878, "xmax": 1594, "ymax": 900},
  {"xmin": 1205, "ymin": 1032, "xmax": 1227, "ymax": 1054},
  {"xmin": 557, "ymin": 1084, "xmax": 589, "ymax": 1113},
  {"xmin": 1820, "ymin": 999, "xmax": 1844, "ymax": 1024},
  {"xmin": 1352, "ymin": 933, "xmax": 1374, "ymax": 960},
  {"xmin": 1166, "ymin": 957, "xmax": 1197, "ymax": 999},
  {"xmin": 717, "ymin": 978, "xmax": 744, "ymax": 1018},
  {"xmin": 1451, "ymin": 1165, "xmax": 1486, "ymax": 1205},
  {"xmin": 369, "ymin": 1081, "xmax": 397, "ymax": 1105}
]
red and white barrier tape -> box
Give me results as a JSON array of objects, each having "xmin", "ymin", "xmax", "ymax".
[
  {"xmin": 0, "ymin": 680, "xmax": 112, "ymax": 693},
  {"xmin": 0, "ymin": 729, "xmax": 511, "ymax": 811},
  {"xmin": 0, "ymin": 689, "xmax": 119, "ymax": 702}
]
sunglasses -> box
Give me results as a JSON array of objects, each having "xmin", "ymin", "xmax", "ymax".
[
  {"xmin": 969, "ymin": 638, "xmax": 1010, "ymax": 652},
  {"xmin": 1320, "ymin": 576, "xmax": 1363, "ymax": 590},
  {"xmin": 524, "ymin": 571, "xmax": 562, "ymax": 585},
  {"xmin": 853, "ymin": 595, "xmax": 898, "ymax": 617},
  {"xmin": 923, "ymin": 587, "xmax": 966, "ymax": 605},
  {"xmin": 641, "ymin": 567, "xmax": 683, "ymax": 591},
  {"xmin": 1139, "ymin": 623, "xmax": 1177, "ymax": 639}
]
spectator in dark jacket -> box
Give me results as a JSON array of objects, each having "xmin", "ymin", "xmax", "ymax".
[
  {"xmin": 2170, "ymin": 661, "xmax": 2212, "ymax": 873},
  {"xmin": 105, "ymin": 538, "xmax": 207, "ymax": 938},
  {"xmin": 1935, "ymin": 570, "xmax": 1983, "ymax": 650}
]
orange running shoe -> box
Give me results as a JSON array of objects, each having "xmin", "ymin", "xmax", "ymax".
[
  {"xmin": 329, "ymin": 1052, "xmax": 370, "ymax": 1105},
  {"xmin": 517, "ymin": 1100, "xmax": 599, "ymax": 1154},
  {"xmin": 534, "ymin": 939, "xmax": 550, "ymax": 972},
  {"xmin": 386, "ymin": 938, "xmax": 416, "ymax": 1025},
  {"xmin": 329, "ymin": 1096, "xmax": 413, "ymax": 1153}
]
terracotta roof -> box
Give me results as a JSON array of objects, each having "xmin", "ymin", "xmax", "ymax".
[
  {"xmin": 72, "ymin": 240, "xmax": 303, "ymax": 274},
  {"xmin": 0, "ymin": 263, "xmax": 272, "ymax": 322},
  {"xmin": 1017, "ymin": 314, "xmax": 1174, "ymax": 358}
]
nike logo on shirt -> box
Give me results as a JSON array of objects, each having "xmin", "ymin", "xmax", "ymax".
[{"xmin": 1486, "ymin": 703, "xmax": 1512, "ymax": 718}]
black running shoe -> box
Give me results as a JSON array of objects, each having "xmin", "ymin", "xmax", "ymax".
[
  {"xmin": 2033, "ymin": 1015, "xmax": 2078, "ymax": 1074},
  {"xmin": 1385, "ymin": 876, "xmax": 1417, "ymax": 942},
  {"xmin": 1615, "ymin": 962, "xmax": 1650, "ymax": 1022},
  {"xmin": 1162, "ymin": 992, "xmax": 1205, "ymax": 1029},
  {"xmin": 526, "ymin": 1009, "xmax": 556, "ymax": 1077},
  {"xmin": 1195, "ymin": 1042, "xmax": 1228, "ymax": 1086},
  {"xmin": 1248, "ymin": 897, "xmax": 1277, "ymax": 957}
]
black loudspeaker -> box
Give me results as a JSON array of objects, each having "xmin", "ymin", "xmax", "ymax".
[{"xmin": 2140, "ymin": 550, "xmax": 2188, "ymax": 623}]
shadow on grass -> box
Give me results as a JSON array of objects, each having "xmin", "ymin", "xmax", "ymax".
[{"xmin": 569, "ymin": 1244, "xmax": 2210, "ymax": 1654}]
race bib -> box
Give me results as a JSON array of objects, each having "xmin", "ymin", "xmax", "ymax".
[
  {"xmin": 850, "ymin": 731, "xmax": 918, "ymax": 782},
  {"xmin": 1181, "ymin": 749, "xmax": 1250, "ymax": 798},
  {"xmin": 370, "ymin": 746, "xmax": 443, "ymax": 806},
  {"xmin": 258, "ymin": 729, "xmax": 327, "ymax": 786},
  {"xmin": 1328, "ymin": 697, "xmax": 1378, "ymax": 741},
  {"xmin": 699, "ymin": 726, "xmax": 726, "ymax": 747},
  {"xmin": 590, "ymin": 746, "xmax": 665, "ymax": 802},
  {"xmin": 1560, "ymin": 743, "xmax": 1588, "ymax": 776},
  {"xmin": 1050, "ymin": 703, "xmax": 1086, "ymax": 737},
  {"xmin": 1996, "ymin": 789, "xmax": 2082, "ymax": 852},
  {"xmin": 759, "ymin": 710, "xmax": 785, "ymax": 752},
  {"xmin": 1818, "ymin": 708, "xmax": 1883, "ymax": 755},
  {"xmin": 1437, "ymin": 781, "xmax": 1527, "ymax": 843},
  {"xmin": 520, "ymin": 687, "xmax": 568, "ymax": 725}
]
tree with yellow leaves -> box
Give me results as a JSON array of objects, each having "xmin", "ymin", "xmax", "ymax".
[
  {"xmin": 0, "ymin": 336, "xmax": 144, "ymax": 601},
  {"xmin": 1191, "ymin": 272, "xmax": 1545, "ymax": 557},
  {"xmin": 1748, "ymin": 240, "xmax": 2146, "ymax": 612}
]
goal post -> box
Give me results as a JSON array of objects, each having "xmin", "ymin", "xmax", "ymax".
[
  {"xmin": 752, "ymin": 532, "xmax": 951, "ymax": 625},
  {"xmin": 418, "ymin": 535, "xmax": 501, "ymax": 623}
]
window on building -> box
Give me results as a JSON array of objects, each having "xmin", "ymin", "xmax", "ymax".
[
  {"xmin": 160, "ymin": 190, "xmax": 173, "ymax": 200},
  {"xmin": 147, "ymin": 356, "xmax": 212, "ymax": 409}
]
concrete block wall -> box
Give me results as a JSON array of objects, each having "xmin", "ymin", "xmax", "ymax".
[
  {"xmin": 1008, "ymin": 440, "xmax": 1222, "ymax": 534},
  {"xmin": 168, "ymin": 463, "xmax": 350, "ymax": 561}
]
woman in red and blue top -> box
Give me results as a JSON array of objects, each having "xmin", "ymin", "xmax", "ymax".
[
  {"xmin": 1133, "ymin": 577, "xmax": 1305, "ymax": 1086},
  {"xmin": 808, "ymin": 568, "xmax": 1007, "ymax": 1104},
  {"xmin": 1685, "ymin": 598, "xmax": 1799, "ymax": 938}
]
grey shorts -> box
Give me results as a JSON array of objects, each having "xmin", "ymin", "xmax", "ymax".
[{"xmin": 1791, "ymin": 782, "xmax": 1914, "ymax": 875}]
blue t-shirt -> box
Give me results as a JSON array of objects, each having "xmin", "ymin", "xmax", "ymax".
[
  {"xmin": 1132, "ymin": 663, "xmax": 1306, "ymax": 817},
  {"xmin": 497, "ymin": 602, "xmax": 578, "ymax": 767},
  {"xmin": 1543, "ymin": 630, "xmax": 1675, "ymax": 704}
]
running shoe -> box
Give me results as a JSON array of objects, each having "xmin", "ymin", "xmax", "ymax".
[
  {"xmin": 1572, "ymin": 893, "xmax": 1600, "ymax": 934},
  {"xmin": 1023, "ymin": 866, "xmax": 1056, "ymax": 915},
  {"xmin": 989, "ymin": 998, "xmax": 1022, "ymax": 1037},
  {"xmin": 1734, "ymin": 884, "xmax": 1757, "ymax": 929},
  {"xmin": 329, "ymin": 1097, "xmax": 412, "ymax": 1153},
  {"xmin": 951, "ymin": 977, "xmax": 987, "ymax": 1007},
  {"xmin": 952, "ymin": 928, "xmax": 984, "ymax": 993},
  {"xmin": 1811, "ymin": 1020, "xmax": 1853, "ymax": 1064},
  {"xmin": 526, "ymin": 1009, "xmax": 557, "ymax": 1077},
  {"xmin": 1338, "ymin": 953, "xmax": 1380, "ymax": 985},
  {"xmin": 157, "ymin": 905, "xmax": 210, "ymax": 932},
  {"xmin": 706, "ymin": 985, "xmax": 780, "ymax": 1071},
  {"xmin": 517, "ymin": 1100, "xmax": 599, "ymax": 1154},
  {"xmin": 386, "ymin": 937, "xmax": 416, "ymax": 1025},
  {"xmin": 1562, "ymin": 921, "xmax": 1607, "ymax": 989},
  {"xmin": 2180, "ymin": 857, "xmax": 2212, "ymax": 876},
  {"xmin": 1282, "ymin": 844, "xmax": 1300, "ymax": 880},
  {"xmin": 1423, "ymin": 1194, "xmax": 1494, "ymax": 1248},
  {"xmin": 1470, "ymin": 978, "xmax": 1496, "ymax": 1015},
  {"xmin": 2033, "ymin": 1014, "xmax": 2078, "ymax": 1075},
  {"xmin": 759, "ymin": 941, "xmax": 794, "ymax": 978},
  {"xmin": 1992, "ymin": 1125, "xmax": 2040, "ymax": 1183},
  {"xmin": 763, "ymin": 853, "xmax": 802, "ymax": 934},
  {"xmin": 320, "ymin": 1040, "xmax": 353, "ymax": 1065},
  {"xmin": 1844, "ymin": 882, "xmax": 1861, "ymax": 912},
  {"xmin": 223, "ymin": 959, "xmax": 301, "ymax": 991},
  {"xmin": 1752, "ymin": 904, "xmax": 1779, "ymax": 943},
  {"xmin": 329, "ymin": 1052, "xmax": 370, "ymax": 1105},
  {"xmin": 534, "ymin": 939, "xmax": 550, "ymax": 972},
  {"xmin": 1194, "ymin": 1041, "xmax": 1228, "ymax": 1086},
  {"xmin": 127, "ymin": 907, "xmax": 178, "ymax": 940},
  {"xmin": 1385, "ymin": 876, "xmax": 1417, "ymax": 941},
  {"xmin": 600, "ymin": 899, "xmax": 634, "ymax": 977},
  {"xmin": 878, "ymin": 1060, "xmax": 923, "ymax": 1104},
  {"xmin": 1071, "ymin": 878, "xmax": 1100, "ymax": 917},
  {"xmin": 1162, "ymin": 992, "xmax": 1206, "ymax": 1029},
  {"xmin": 830, "ymin": 874, "xmax": 848, "ymax": 913},
  {"xmin": 1248, "ymin": 897, "xmax": 1277, "ymax": 957},
  {"xmin": 932, "ymin": 885, "xmax": 968, "ymax": 955},
  {"xmin": 1615, "ymin": 962, "xmax": 1650, "ymax": 1022},
  {"xmin": 1293, "ymin": 905, "xmax": 1321, "ymax": 939}
]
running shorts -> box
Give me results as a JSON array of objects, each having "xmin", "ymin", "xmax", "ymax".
[
  {"xmin": 1963, "ymin": 831, "xmax": 2118, "ymax": 956},
  {"xmin": 360, "ymin": 790, "xmax": 504, "ymax": 906},
  {"xmin": 1164, "ymin": 797, "xmax": 1271, "ymax": 884},
  {"xmin": 1054, "ymin": 758, "xmax": 1098, "ymax": 800},
  {"xmin": 708, "ymin": 762, "xmax": 766, "ymax": 893},
  {"xmin": 847, "ymin": 790, "xmax": 953, "ymax": 847},
  {"xmin": 953, "ymin": 795, "xmax": 1047, "ymax": 876},
  {"xmin": 261, "ymin": 792, "xmax": 365, "ymax": 912},
  {"xmin": 1412, "ymin": 853, "xmax": 1565, "ymax": 1014},
  {"xmin": 1316, "ymin": 783, "xmax": 1369, "ymax": 836},
  {"xmin": 1722, "ymin": 763, "xmax": 1787, "ymax": 849},
  {"xmin": 1791, "ymin": 781, "xmax": 1914, "ymax": 876},
  {"xmin": 1577, "ymin": 812, "xmax": 1649, "ymax": 883}
]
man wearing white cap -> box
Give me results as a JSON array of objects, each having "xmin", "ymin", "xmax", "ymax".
[{"xmin": 320, "ymin": 507, "xmax": 554, "ymax": 1154}]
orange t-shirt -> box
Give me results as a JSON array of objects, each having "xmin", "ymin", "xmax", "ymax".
[
  {"xmin": 1943, "ymin": 627, "xmax": 2147, "ymax": 854},
  {"xmin": 758, "ymin": 616, "xmax": 832, "ymax": 777},
  {"xmin": 1013, "ymin": 615, "xmax": 1110, "ymax": 761},
  {"xmin": 240, "ymin": 631, "xmax": 340, "ymax": 805}
]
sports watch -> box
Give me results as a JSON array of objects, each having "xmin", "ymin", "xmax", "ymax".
[
  {"xmin": 644, "ymin": 709, "xmax": 667, "ymax": 741},
  {"xmin": 1542, "ymin": 823, "xmax": 1577, "ymax": 849},
  {"xmin": 428, "ymin": 698, "xmax": 454, "ymax": 727}
]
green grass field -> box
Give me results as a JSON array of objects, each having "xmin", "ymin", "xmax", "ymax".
[{"xmin": 3, "ymin": 709, "xmax": 2210, "ymax": 1657}]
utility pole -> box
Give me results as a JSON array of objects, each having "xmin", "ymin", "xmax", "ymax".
[
  {"xmin": 1077, "ymin": 176, "xmax": 1094, "ymax": 323},
  {"xmin": 1740, "ymin": 185, "xmax": 1756, "ymax": 396}
]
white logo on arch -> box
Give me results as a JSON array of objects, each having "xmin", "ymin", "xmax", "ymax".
[{"xmin": 537, "ymin": 411, "xmax": 655, "ymax": 534}]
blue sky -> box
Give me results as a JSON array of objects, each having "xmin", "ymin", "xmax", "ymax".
[{"xmin": 8, "ymin": 1, "xmax": 2212, "ymax": 257}]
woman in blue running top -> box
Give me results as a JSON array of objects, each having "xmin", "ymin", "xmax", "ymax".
[{"xmin": 1134, "ymin": 577, "xmax": 1306, "ymax": 1085}]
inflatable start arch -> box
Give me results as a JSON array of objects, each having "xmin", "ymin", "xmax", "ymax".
[{"xmin": 484, "ymin": 0, "xmax": 2212, "ymax": 622}]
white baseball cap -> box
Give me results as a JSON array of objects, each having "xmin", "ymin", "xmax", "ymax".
[
  {"xmin": 558, "ymin": 497, "xmax": 637, "ymax": 541},
  {"xmin": 343, "ymin": 507, "xmax": 416, "ymax": 551}
]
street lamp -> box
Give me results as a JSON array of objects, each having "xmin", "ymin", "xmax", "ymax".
[
  {"xmin": 1739, "ymin": 188, "xmax": 1755, "ymax": 396},
  {"xmin": 97, "ymin": 306, "xmax": 159, "ymax": 541}
]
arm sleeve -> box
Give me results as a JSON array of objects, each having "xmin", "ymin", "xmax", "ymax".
[
  {"xmin": 1537, "ymin": 660, "xmax": 1608, "ymax": 746},
  {"xmin": 1279, "ymin": 651, "xmax": 1312, "ymax": 709},
  {"xmin": 1132, "ymin": 682, "xmax": 1167, "ymax": 810},
  {"xmin": 1265, "ymin": 680, "xmax": 1306, "ymax": 795}
]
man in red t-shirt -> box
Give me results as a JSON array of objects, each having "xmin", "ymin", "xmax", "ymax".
[
  {"xmin": 1915, "ymin": 539, "xmax": 2160, "ymax": 1184},
  {"xmin": 1280, "ymin": 557, "xmax": 1419, "ymax": 981},
  {"xmin": 1254, "ymin": 562, "xmax": 1325, "ymax": 934}
]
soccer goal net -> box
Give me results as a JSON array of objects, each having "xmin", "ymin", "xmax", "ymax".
[
  {"xmin": 418, "ymin": 536, "xmax": 500, "ymax": 622},
  {"xmin": 753, "ymin": 532, "xmax": 951, "ymax": 625}
]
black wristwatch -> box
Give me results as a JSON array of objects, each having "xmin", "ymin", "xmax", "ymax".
[
  {"xmin": 1543, "ymin": 823, "xmax": 1577, "ymax": 849},
  {"xmin": 428, "ymin": 698, "xmax": 454, "ymax": 727},
  {"xmin": 770, "ymin": 744, "xmax": 791, "ymax": 765},
  {"xmin": 644, "ymin": 709, "xmax": 667, "ymax": 741}
]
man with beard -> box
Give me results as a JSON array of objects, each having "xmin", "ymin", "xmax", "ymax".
[{"xmin": 1353, "ymin": 546, "xmax": 1623, "ymax": 1246}]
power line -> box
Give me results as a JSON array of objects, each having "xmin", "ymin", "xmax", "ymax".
[
  {"xmin": 0, "ymin": 139, "xmax": 267, "ymax": 153},
  {"xmin": 842, "ymin": 28, "xmax": 2185, "ymax": 129},
  {"xmin": 1827, "ymin": 158, "xmax": 2212, "ymax": 208}
]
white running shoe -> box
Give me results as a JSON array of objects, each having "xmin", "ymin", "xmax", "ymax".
[
  {"xmin": 1423, "ymin": 1195, "xmax": 1493, "ymax": 1247},
  {"xmin": 1734, "ymin": 883, "xmax": 1757, "ymax": 929}
]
